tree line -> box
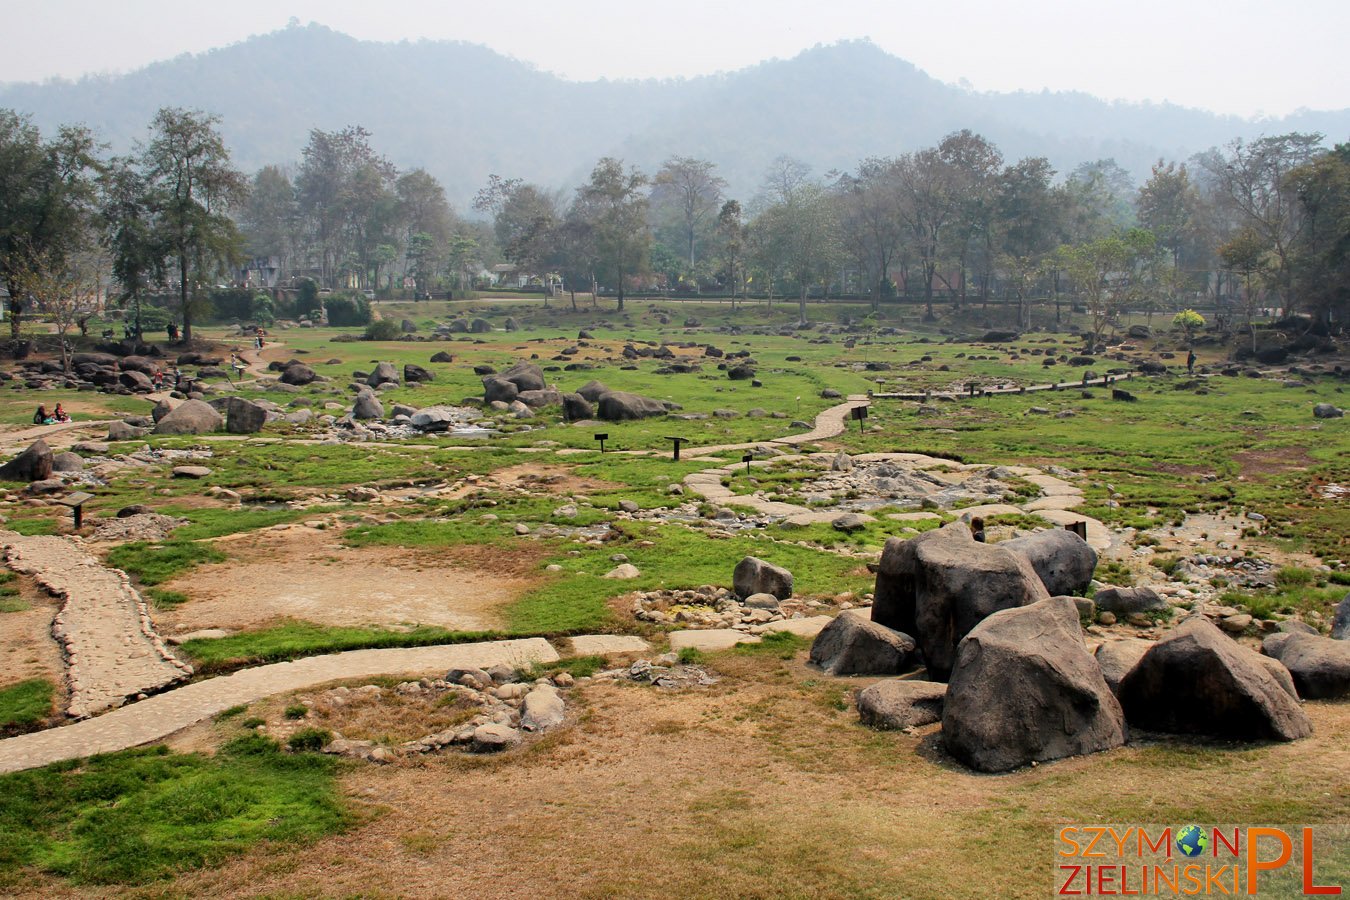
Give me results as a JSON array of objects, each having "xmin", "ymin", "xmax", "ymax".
[{"xmin": 3, "ymin": 105, "xmax": 1347, "ymax": 352}]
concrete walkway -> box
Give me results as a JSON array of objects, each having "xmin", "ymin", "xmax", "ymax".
[
  {"xmin": 1, "ymin": 530, "xmax": 190, "ymax": 719},
  {"xmin": 0, "ymin": 638, "xmax": 559, "ymax": 774},
  {"xmin": 683, "ymin": 397, "xmax": 871, "ymax": 458}
]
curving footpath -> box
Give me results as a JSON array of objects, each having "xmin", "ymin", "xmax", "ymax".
[
  {"xmin": 2, "ymin": 530, "xmax": 191, "ymax": 719},
  {"xmin": 0, "ymin": 638, "xmax": 560, "ymax": 774}
]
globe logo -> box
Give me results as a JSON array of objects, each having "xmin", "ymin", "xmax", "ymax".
[{"xmin": 1176, "ymin": 825, "xmax": 1209, "ymax": 858}]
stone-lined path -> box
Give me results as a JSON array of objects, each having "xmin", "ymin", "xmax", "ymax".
[
  {"xmin": 0, "ymin": 638, "xmax": 560, "ymax": 774},
  {"xmin": 2, "ymin": 530, "xmax": 191, "ymax": 719}
]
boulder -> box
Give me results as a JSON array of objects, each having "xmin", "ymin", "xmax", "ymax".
[
  {"xmin": 831, "ymin": 513, "xmax": 870, "ymax": 533},
  {"xmin": 107, "ymin": 420, "xmax": 147, "ymax": 441},
  {"xmin": 471, "ymin": 723, "xmax": 520, "ymax": 753},
  {"xmin": 596, "ymin": 391, "xmax": 667, "ymax": 422},
  {"xmin": 224, "ymin": 397, "xmax": 268, "ymax": 434},
  {"xmin": 1313, "ymin": 403, "xmax": 1343, "ymax": 419},
  {"xmin": 482, "ymin": 376, "xmax": 520, "ymax": 403},
  {"xmin": 119, "ymin": 370, "xmax": 153, "ymax": 391},
  {"xmin": 1333, "ymin": 594, "xmax": 1349, "ymax": 640},
  {"xmin": 1128, "ymin": 324, "xmax": 1152, "ymax": 339},
  {"xmin": 429, "ymin": 351, "xmax": 454, "ymax": 363},
  {"xmin": 403, "ymin": 363, "xmax": 433, "ymax": 383},
  {"xmin": 1001, "ymin": 529, "xmax": 1098, "ymax": 597},
  {"xmin": 1093, "ymin": 586, "xmax": 1167, "ymax": 616},
  {"xmin": 153, "ymin": 399, "xmax": 222, "ymax": 435},
  {"xmin": 727, "ymin": 364, "xmax": 756, "ymax": 381},
  {"xmin": 943, "ymin": 596, "xmax": 1127, "ymax": 772},
  {"xmin": 366, "ymin": 362, "xmax": 399, "ymax": 388},
  {"xmin": 1093, "ymin": 638, "xmax": 1152, "ymax": 695},
  {"xmin": 499, "ymin": 361, "xmax": 545, "ymax": 391},
  {"xmin": 870, "ymin": 522, "xmax": 1050, "ymax": 682},
  {"xmin": 400, "ymin": 319, "xmax": 417, "ymax": 333},
  {"xmin": 50, "ymin": 451, "xmax": 84, "ymax": 473},
  {"xmin": 1262, "ymin": 632, "xmax": 1350, "ymax": 699},
  {"xmin": 504, "ymin": 317, "xmax": 519, "ymax": 331},
  {"xmin": 809, "ymin": 609, "xmax": 915, "ymax": 676},
  {"xmin": 280, "ymin": 364, "xmax": 317, "ymax": 386},
  {"xmin": 576, "ymin": 380, "xmax": 612, "ymax": 402},
  {"xmin": 856, "ymin": 680, "xmax": 946, "ymax": 730},
  {"xmin": 409, "ymin": 406, "xmax": 463, "ymax": 432},
  {"xmin": 520, "ymin": 685, "xmax": 565, "ymax": 732},
  {"xmin": 469, "ymin": 318, "xmax": 492, "ymax": 333},
  {"xmin": 0, "ymin": 440, "xmax": 54, "ymax": 482},
  {"xmin": 516, "ymin": 389, "xmax": 563, "ymax": 408},
  {"xmin": 562, "ymin": 393, "xmax": 594, "ymax": 421},
  {"xmin": 352, "ymin": 392, "xmax": 384, "ymax": 420},
  {"xmin": 1118, "ymin": 615, "xmax": 1312, "ymax": 741},
  {"xmin": 151, "ymin": 397, "xmax": 182, "ymax": 422},
  {"xmin": 733, "ymin": 556, "xmax": 794, "ymax": 600},
  {"xmin": 831, "ymin": 451, "xmax": 853, "ymax": 472}
]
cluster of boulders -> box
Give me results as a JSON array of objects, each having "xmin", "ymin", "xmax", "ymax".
[
  {"xmin": 804, "ymin": 520, "xmax": 1347, "ymax": 773},
  {"xmin": 4, "ymin": 349, "xmax": 221, "ymax": 396},
  {"xmin": 478, "ymin": 361, "xmax": 674, "ymax": 424},
  {"xmin": 283, "ymin": 666, "xmax": 572, "ymax": 763}
]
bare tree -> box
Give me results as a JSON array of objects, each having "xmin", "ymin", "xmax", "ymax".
[{"xmin": 651, "ymin": 156, "xmax": 726, "ymax": 276}]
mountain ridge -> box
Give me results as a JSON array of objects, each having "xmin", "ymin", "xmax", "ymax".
[{"xmin": 2, "ymin": 24, "xmax": 1345, "ymax": 207}]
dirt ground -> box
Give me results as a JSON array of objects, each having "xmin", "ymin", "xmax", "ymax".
[
  {"xmin": 68, "ymin": 651, "xmax": 1350, "ymax": 900},
  {"xmin": 155, "ymin": 524, "xmax": 540, "ymax": 635},
  {"xmin": 0, "ymin": 577, "xmax": 64, "ymax": 693}
]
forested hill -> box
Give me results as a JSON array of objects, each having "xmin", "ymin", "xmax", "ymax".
[{"xmin": 2, "ymin": 23, "xmax": 1346, "ymax": 206}]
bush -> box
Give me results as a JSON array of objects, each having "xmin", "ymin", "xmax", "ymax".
[
  {"xmin": 250, "ymin": 293, "xmax": 275, "ymax": 327},
  {"xmin": 209, "ymin": 288, "xmax": 253, "ymax": 322},
  {"xmin": 363, "ymin": 319, "xmax": 402, "ymax": 341},
  {"xmin": 296, "ymin": 278, "xmax": 321, "ymax": 318},
  {"xmin": 324, "ymin": 294, "xmax": 370, "ymax": 327}
]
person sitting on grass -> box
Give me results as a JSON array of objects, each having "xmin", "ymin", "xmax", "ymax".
[
  {"xmin": 32, "ymin": 405, "xmax": 55, "ymax": 425},
  {"xmin": 52, "ymin": 403, "xmax": 71, "ymax": 423}
]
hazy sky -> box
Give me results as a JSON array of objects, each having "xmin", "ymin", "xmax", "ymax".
[{"xmin": 2, "ymin": 0, "xmax": 1346, "ymax": 117}]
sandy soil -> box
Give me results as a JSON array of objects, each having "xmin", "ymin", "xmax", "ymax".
[
  {"xmin": 112, "ymin": 652, "xmax": 1350, "ymax": 900},
  {"xmin": 155, "ymin": 525, "xmax": 540, "ymax": 635},
  {"xmin": 0, "ymin": 577, "xmax": 65, "ymax": 694}
]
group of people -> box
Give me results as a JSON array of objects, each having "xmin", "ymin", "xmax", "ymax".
[{"xmin": 32, "ymin": 404, "xmax": 71, "ymax": 425}]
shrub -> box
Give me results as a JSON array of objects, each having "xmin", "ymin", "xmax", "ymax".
[
  {"xmin": 296, "ymin": 278, "xmax": 321, "ymax": 318},
  {"xmin": 250, "ymin": 292, "xmax": 275, "ymax": 327},
  {"xmin": 363, "ymin": 319, "xmax": 402, "ymax": 341},
  {"xmin": 284, "ymin": 703, "xmax": 309, "ymax": 720},
  {"xmin": 209, "ymin": 288, "xmax": 253, "ymax": 321},
  {"xmin": 324, "ymin": 294, "xmax": 370, "ymax": 327}
]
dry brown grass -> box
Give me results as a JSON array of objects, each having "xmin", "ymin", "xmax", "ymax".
[{"xmin": 98, "ymin": 649, "xmax": 1350, "ymax": 900}]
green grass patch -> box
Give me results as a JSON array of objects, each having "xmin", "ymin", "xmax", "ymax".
[
  {"xmin": 104, "ymin": 541, "xmax": 227, "ymax": 586},
  {"xmin": 143, "ymin": 587, "xmax": 189, "ymax": 608},
  {"xmin": 1220, "ymin": 584, "xmax": 1346, "ymax": 621},
  {"xmin": 525, "ymin": 655, "xmax": 608, "ymax": 680},
  {"xmin": 0, "ymin": 679, "xmax": 55, "ymax": 734},
  {"xmin": 165, "ymin": 504, "xmax": 327, "ymax": 541},
  {"xmin": 731, "ymin": 630, "xmax": 809, "ymax": 659},
  {"xmin": 180, "ymin": 620, "xmax": 503, "ymax": 674},
  {"xmin": 0, "ymin": 743, "xmax": 352, "ymax": 887}
]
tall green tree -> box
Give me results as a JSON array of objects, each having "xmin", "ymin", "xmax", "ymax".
[
  {"xmin": 295, "ymin": 126, "xmax": 397, "ymax": 288},
  {"xmin": 0, "ymin": 110, "xmax": 101, "ymax": 339},
  {"xmin": 100, "ymin": 155, "xmax": 164, "ymax": 338},
  {"xmin": 140, "ymin": 107, "xmax": 245, "ymax": 343},
  {"xmin": 651, "ymin": 156, "xmax": 726, "ymax": 285},
  {"xmin": 239, "ymin": 164, "xmax": 298, "ymax": 274},
  {"xmin": 1285, "ymin": 143, "xmax": 1350, "ymax": 328},
  {"xmin": 574, "ymin": 158, "xmax": 650, "ymax": 312}
]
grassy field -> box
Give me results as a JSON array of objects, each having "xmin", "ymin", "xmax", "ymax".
[{"xmin": 0, "ymin": 297, "xmax": 1346, "ymax": 894}]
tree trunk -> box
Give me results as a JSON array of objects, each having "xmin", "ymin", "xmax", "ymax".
[
  {"xmin": 179, "ymin": 252, "xmax": 191, "ymax": 344},
  {"xmin": 798, "ymin": 285, "xmax": 808, "ymax": 325}
]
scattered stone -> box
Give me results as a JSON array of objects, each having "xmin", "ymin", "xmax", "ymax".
[
  {"xmin": 1118, "ymin": 615, "xmax": 1312, "ymax": 741},
  {"xmin": 520, "ymin": 685, "xmax": 565, "ymax": 731},
  {"xmin": 1313, "ymin": 403, "xmax": 1344, "ymax": 419},
  {"xmin": 831, "ymin": 512, "xmax": 870, "ymax": 533},
  {"xmin": 224, "ymin": 397, "xmax": 268, "ymax": 434},
  {"xmin": 1262, "ymin": 632, "xmax": 1350, "ymax": 699},
  {"xmin": 171, "ymin": 466, "xmax": 212, "ymax": 479},
  {"xmin": 743, "ymin": 592, "xmax": 780, "ymax": 610},
  {"xmin": 604, "ymin": 563, "xmax": 641, "ymax": 579},
  {"xmin": 50, "ymin": 451, "xmax": 84, "ymax": 473},
  {"xmin": 471, "ymin": 723, "xmax": 521, "ymax": 753},
  {"xmin": 943, "ymin": 596, "xmax": 1126, "ymax": 772},
  {"xmin": 1093, "ymin": 586, "xmax": 1167, "ymax": 616},
  {"xmin": 733, "ymin": 556, "xmax": 794, "ymax": 600},
  {"xmin": 856, "ymin": 680, "xmax": 946, "ymax": 730},
  {"xmin": 0, "ymin": 440, "xmax": 54, "ymax": 482},
  {"xmin": 809, "ymin": 610, "xmax": 915, "ymax": 676},
  {"xmin": 1001, "ymin": 529, "xmax": 1098, "ymax": 597}
]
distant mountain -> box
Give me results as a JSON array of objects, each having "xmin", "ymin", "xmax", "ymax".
[{"xmin": 2, "ymin": 24, "xmax": 1346, "ymax": 208}]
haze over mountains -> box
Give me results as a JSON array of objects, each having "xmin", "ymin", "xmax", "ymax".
[{"xmin": 2, "ymin": 23, "xmax": 1346, "ymax": 208}]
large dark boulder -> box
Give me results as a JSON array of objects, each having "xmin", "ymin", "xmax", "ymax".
[
  {"xmin": 1093, "ymin": 586, "xmax": 1167, "ymax": 616},
  {"xmin": 152, "ymin": 399, "xmax": 222, "ymax": 435},
  {"xmin": 1093, "ymin": 639, "xmax": 1152, "ymax": 696},
  {"xmin": 107, "ymin": 420, "xmax": 147, "ymax": 441},
  {"xmin": 352, "ymin": 392, "xmax": 384, "ymax": 420},
  {"xmin": 1262, "ymin": 632, "xmax": 1350, "ymax": 700},
  {"xmin": 469, "ymin": 318, "xmax": 493, "ymax": 333},
  {"xmin": 72, "ymin": 351, "xmax": 118, "ymax": 368},
  {"xmin": 982, "ymin": 331, "xmax": 1019, "ymax": 342},
  {"xmin": 871, "ymin": 522, "xmax": 1050, "ymax": 682},
  {"xmin": 1118, "ymin": 615, "xmax": 1312, "ymax": 741},
  {"xmin": 403, "ymin": 363, "xmax": 433, "ymax": 384},
  {"xmin": 562, "ymin": 393, "xmax": 593, "ymax": 421},
  {"xmin": 482, "ymin": 377, "xmax": 520, "ymax": 404},
  {"xmin": 151, "ymin": 398, "xmax": 181, "ymax": 422},
  {"xmin": 280, "ymin": 364, "xmax": 317, "ymax": 386},
  {"xmin": 1001, "ymin": 529, "xmax": 1098, "ymax": 597},
  {"xmin": 118, "ymin": 355, "xmax": 158, "ymax": 375},
  {"xmin": 576, "ymin": 379, "xmax": 612, "ymax": 402},
  {"xmin": 809, "ymin": 610, "xmax": 915, "ymax": 676},
  {"xmin": 733, "ymin": 556, "xmax": 793, "ymax": 600},
  {"xmin": 596, "ymin": 391, "xmax": 667, "ymax": 422},
  {"xmin": 224, "ymin": 397, "xmax": 268, "ymax": 434},
  {"xmin": 516, "ymin": 389, "xmax": 563, "ymax": 409},
  {"xmin": 429, "ymin": 351, "xmax": 454, "ymax": 364},
  {"xmin": 366, "ymin": 362, "xmax": 399, "ymax": 388},
  {"xmin": 119, "ymin": 370, "xmax": 154, "ymax": 391},
  {"xmin": 500, "ymin": 361, "xmax": 545, "ymax": 391},
  {"xmin": 943, "ymin": 596, "xmax": 1126, "ymax": 773},
  {"xmin": 0, "ymin": 440, "xmax": 54, "ymax": 482},
  {"xmin": 856, "ymin": 680, "xmax": 946, "ymax": 730}
]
